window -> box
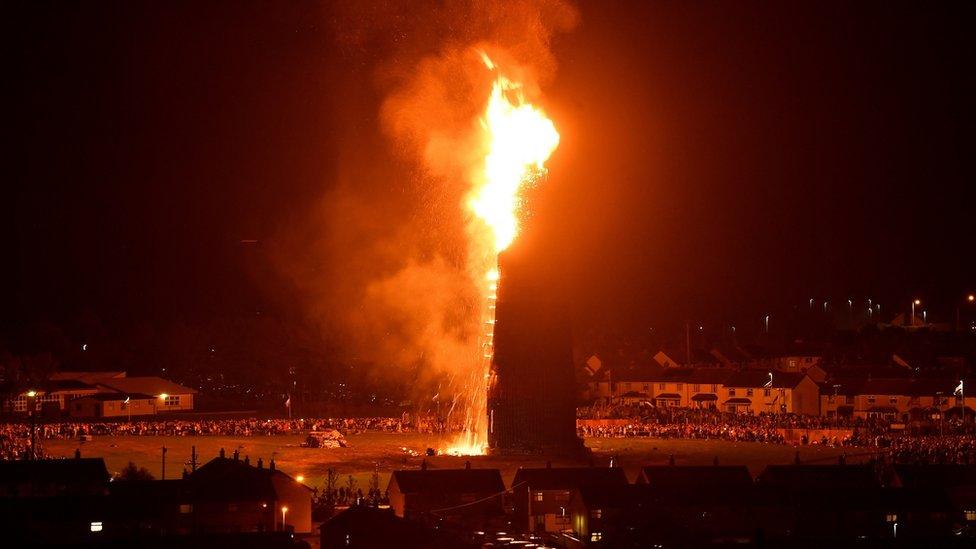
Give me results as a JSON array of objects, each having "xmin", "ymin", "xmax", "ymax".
[
  {"xmin": 867, "ymin": 396, "xmax": 876, "ymax": 405},
  {"xmin": 675, "ymin": 383, "xmax": 683, "ymax": 391},
  {"xmin": 889, "ymin": 397, "xmax": 898, "ymax": 405},
  {"xmin": 590, "ymin": 509, "xmax": 603, "ymax": 519},
  {"xmin": 764, "ymin": 388, "xmax": 771, "ymax": 397},
  {"xmin": 827, "ymin": 395, "xmax": 835, "ymax": 403},
  {"xmin": 658, "ymin": 383, "xmax": 665, "ymax": 390},
  {"xmin": 711, "ymin": 384, "xmax": 718, "ymax": 393},
  {"xmin": 691, "ymin": 384, "xmax": 700, "ymax": 392},
  {"xmin": 642, "ymin": 384, "xmax": 649, "ymax": 392},
  {"xmin": 534, "ymin": 491, "xmax": 543, "ymax": 502},
  {"xmin": 746, "ymin": 389, "xmax": 753, "ymax": 397},
  {"xmin": 886, "ymin": 513, "xmax": 897, "ymax": 523},
  {"xmin": 846, "ymin": 396, "xmax": 854, "ymax": 404},
  {"xmin": 179, "ymin": 504, "xmax": 192, "ymax": 514},
  {"xmin": 965, "ymin": 510, "xmax": 976, "ymax": 522},
  {"xmin": 728, "ymin": 388, "xmax": 736, "ymax": 396},
  {"xmin": 90, "ymin": 522, "xmax": 103, "ymax": 533},
  {"xmin": 624, "ymin": 382, "xmax": 631, "ymax": 391},
  {"xmin": 165, "ymin": 395, "xmax": 180, "ymax": 407},
  {"xmin": 590, "ymin": 532, "xmax": 602, "ymax": 542}
]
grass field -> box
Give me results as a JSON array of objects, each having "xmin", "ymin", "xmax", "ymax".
[{"xmin": 43, "ymin": 433, "xmax": 874, "ymax": 490}]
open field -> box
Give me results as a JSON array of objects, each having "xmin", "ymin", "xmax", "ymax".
[{"xmin": 43, "ymin": 432, "xmax": 876, "ymax": 489}]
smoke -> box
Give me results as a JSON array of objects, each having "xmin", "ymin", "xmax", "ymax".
[{"xmin": 277, "ymin": 1, "xmax": 578, "ymax": 403}]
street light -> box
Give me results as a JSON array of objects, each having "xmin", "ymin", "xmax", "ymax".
[
  {"xmin": 280, "ymin": 506, "xmax": 288, "ymax": 531},
  {"xmin": 912, "ymin": 299, "xmax": 921, "ymax": 326}
]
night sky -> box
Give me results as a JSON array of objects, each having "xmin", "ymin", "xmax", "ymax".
[{"xmin": 7, "ymin": 1, "xmax": 974, "ymax": 341}]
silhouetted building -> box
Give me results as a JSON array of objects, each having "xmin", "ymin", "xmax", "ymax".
[
  {"xmin": 387, "ymin": 467, "xmax": 504, "ymax": 521},
  {"xmin": 488, "ymin": 235, "xmax": 585, "ymax": 455},
  {"xmin": 511, "ymin": 465, "xmax": 627, "ymax": 532}
]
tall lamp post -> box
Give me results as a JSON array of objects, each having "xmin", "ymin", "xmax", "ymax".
[
  {"xmin": 911, "ymin": 299, "xmax": 921, "ymax": 327},
  {"xmin": 280, "ymin": 506, "xmax": 288, "ymax": 531},
  {"xmin": 27, "ymin": 390, "xmax": 37, "ymax": 460},
  {"xmin": 957, "ymin": 294, "xmax": 975, "ymax": 332}
]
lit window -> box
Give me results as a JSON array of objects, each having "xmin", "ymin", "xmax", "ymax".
[
  {"xmin": 534, "ymin": 491, "xmax": 543, "ymax": 502},
  {"xmin": 165, "ymin": 395, "xmax": 180, "ymax": 407},
  {"xmin": 590, "ymin": 509, "xmax": 602, "ymax": 519},
  {"xmin": 886, "ymin": 513, "xmax": 897, "ymax": 522},
  {"xmin": 90, "ymin": 522, "xmax": 103, "ymax": 533},
  {"xmin": 965, "ymin": 510, "xmax": 976, "ymax": 521},
  {"xmin": 590, "ymin": 532, "xmax": 602, "ymax": 542},
  {"xmin": 179, "ymin": 504, "xmax": 192, "ymax": 514}
]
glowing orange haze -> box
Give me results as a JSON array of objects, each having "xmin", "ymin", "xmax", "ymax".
[{"xmin": 446, "ymin": 53, "xmax": 560, "ymax": 455}]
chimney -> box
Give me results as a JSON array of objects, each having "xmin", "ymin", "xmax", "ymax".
[
  {"xmin": 244, "ymin": 455, "xmax": 250, "ymax": 466},
  {"xmin": 465, "ymin": 461, "xmax": 471, "ymax": 470},
  {"xmin": 257, "ymin": 458, "xmax": 264, "ymax": 469},
  {"xmin": 269, "ymin": 458, "xmax": 275, "ymax": 472},
  {"xmin": 219, "ymin": 448, "xmax": 226, "ymax": 459}
]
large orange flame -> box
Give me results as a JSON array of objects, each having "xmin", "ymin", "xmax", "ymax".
[{"xmin": 445, "ymin": 53, "xmax": 560, "ymax": 455}]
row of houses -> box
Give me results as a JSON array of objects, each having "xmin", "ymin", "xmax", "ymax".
[
  {"xmin": 0, "ymin": 451, "xmax": 312, "ymax": 546},
  {"xmin": 586, "ymin": 367, "xmax": 823, "ymax": 415},
  {"xmin": 6, "ymin": 371, "xmax": 197, "ymax": 418},
  {"xmin": 585, "ymin": 361, "xmax": 972, "ymax": 420},
  {"xmin": 376, "ymin": 462, "xmax": 976, "ymax": 546}
]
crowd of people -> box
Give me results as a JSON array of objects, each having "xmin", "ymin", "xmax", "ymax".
[{"xmin": 3, "ymin": 404, "xmax": 976, "ymax": 464}]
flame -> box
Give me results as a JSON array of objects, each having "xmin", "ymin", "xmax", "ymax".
[{"xmin": 445, "ymin": 53, "xmax": 560, "ymax": 455}]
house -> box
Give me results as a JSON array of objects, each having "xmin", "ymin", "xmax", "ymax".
[
  {"xmin": 893, "ymin": 464, "xmax": 976, "ymax": 526},
  {"xmin": 682, "ymin": 369, "xmax": 733, "ymax": 409},
  {"xmin": 69, "ymin": 392, "xmax": 159, "ymax": 418},
  {"xmin": 320, "ymin": 506, "xmax": 462, "ymax": 549},
  {"xmin": 819, "ymin": 379, "xmax": 863, "ymax": 418},
  {"xmin": 0, "ymin": 457, "xmax": 110, "ymax": 498},
  {"xmin": 95, "ymin": 376, "xmax": 198, "ymax": 412},
  {"xmin": 511, "ymin": 465, "xmax": 628, "ymax": 533},
  {"xmin": 387, "ymin": 466, "xmax": 504, "ymax": 520},
  {"xmin": 636, "ymin": 464, "xmax": 752, "ymax": 490},
  {"xmin": 721, "ymin": 371, "xmax": 820, "ymax": 415},
  {"xmin": 837, "ymin": 378, "xmax": 960, "ymax": 421},
  {"xmin": 187, "ymin": 452, "xmax": 313, "ymax": 534}
]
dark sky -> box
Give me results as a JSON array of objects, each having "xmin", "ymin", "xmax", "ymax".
[{"xmin": 7, "ymin": 1, "xmax": 974, "ymax": 339}]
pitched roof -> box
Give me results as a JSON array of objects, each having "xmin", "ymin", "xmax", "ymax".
[
  {"xmin": 0, "ymin": 458, "xmax": 110, "ymax": 489},
  {"xmin": 49, "ymin": 371, "xmax": 126, "ymax": 383},
  {"xmin": 512, "ymin": 467, "xmax": 628, "ymax": 491},
  {"xmin": 894, "ymin": 465, "xmax": 976, "ymax": 489},
  {"xmin": 390, "ymin": 468, "xmax": 504, "ymax": 495},
  {"xmin": 757, "ymin": 464, "xmax": 879, "ymax": 490},
  {"xmin": 724, "ymin": 370, "xmax": 806, "ymax": 389},
  {"xmin": 654, "ymin": 393, "xmax": 682, "ymax": 399},
  {"xmin": 95, "ymin": 376, "xmax": 197, "ymax": 396},
  {"xmin": 685, "ymin": 369, "xmax": 734, "ymax": 384},
  {"xmin": 639, "ymin": 465, "xmax": 752, "ymax": 490},
  {"xmin": 189, "ymin": 456, "xmax": 309, "ymax": 501},
  {"xmin": 76, "ymin": 392, "xmax": 155, "ymax": 402}
]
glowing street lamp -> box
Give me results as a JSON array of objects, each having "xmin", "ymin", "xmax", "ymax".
[
  {"xmin": 280, "ymin": 506, "xmax": 288, "ymax": 531},
  {"xmin": 764, "ymin": 315, "xmax": 770, "ymax": 333},
  {"xmin": 912, "ymin": 299, "xmax": 921, "ymax": 327}
]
